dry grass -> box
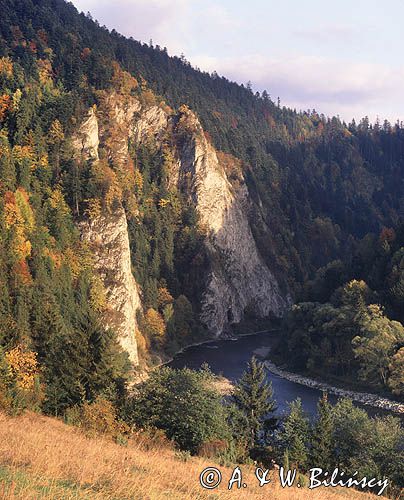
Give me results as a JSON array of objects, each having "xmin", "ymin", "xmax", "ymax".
[{"xmin": 0, "ymin": 411, "xmax": 381, "ymax": 499}]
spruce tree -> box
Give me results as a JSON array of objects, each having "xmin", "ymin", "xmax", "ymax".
[
  {"xmin": 232, "ymin": 356, "xmax": 277, "ymax": 447},
  {"xmin": 279, "ymin": 398, "xmax": 310, "ymax": 470},
  {"xmin": 310, "ymin": 393, "xmax": 333, "ymax": 469}
]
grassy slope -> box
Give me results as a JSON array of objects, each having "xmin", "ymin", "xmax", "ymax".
[{"xmin": 0, "ymin": 412, "xmax": 382, "ymax": 500}]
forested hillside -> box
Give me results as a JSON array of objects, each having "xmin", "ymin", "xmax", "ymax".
[{"xmin": 0, "ymin": 0, "xmax": 403, "ymax": 417}]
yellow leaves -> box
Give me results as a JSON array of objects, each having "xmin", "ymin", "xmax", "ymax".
[
  {"xmin": 135, "ymin": 329, "xmax": 149, "ymax": 354},
  {"xmin": 89, "ymin": 275, "xmax": 107, "ymax": 313},
  {"xmin": 5, "ymin": 345, "xmax": 40, "ymax": 391},
  {"xmin": 158, "ymin": 287, "xmax": 174, "ymax": 308},
  {"xmin": 140, "ymin": 89, "xmax": 157, "ymax": 107},
  {"xmin": 144, "ymin": 308, "xmax": 166, "ymax": 337},
  {"xmin": 133, "ymin": 168, "xmax": 143, "ymax": 191},
  {"xmin": 42, "ymin": 247, "xmax": 62, "ymax": 268},
  {"xmin": 84, "ymin": 198, "xmax": 102, "ymax": 220},
  {"xmin": 12, "ymin": 89, "xmax": 22, "ymax": 111},
  {"xmin": 12, "ymin": 144, "xmax": 34, "ymax": 162},
  {"xmin": 90, "ymin": 161, "xmax": 123, "ymax": 213},
  {"xmin": 4, "ymin": 198, "xmax": 21, "ymax": 230},
  {"xmin": 158, "ymin": 198, "xmax": 170, "ymax": 208},
  {"xmin": 47, "ymin": 187, "xmax": 70, "ymax": 218},
  {"xmin": 63, "ymin": 244, "xmax": 93, "ymax": 279},
  {"xmin": 111, "ymin": 61, "xmax": 138, "ymax": 95},
  {"xmin": 38, "ymin": 154, "xmax": 49, "ymax": 169},
  {"xmin": 48, "ymin": 119, "xmax": 64, "ymax": 144},
  {"xmin": 3, "ymin": 189, "xmax": 34, "ymax": 262},
  {"xmin": 15, "ymin": 188, "xmax": 35, "ymax": 230},
  {"xmin": 12, "ymin": 144, "xmax": 48, "ymax": 172},
  {"xmin": 0, "ymin": 57, "xmax": 13, "ymax": 78},
  {"xmin": 37, "ymin": 58, "xmax": 53, "ymax": 85}
]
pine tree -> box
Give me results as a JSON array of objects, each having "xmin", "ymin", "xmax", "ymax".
[
  {"xmin": 310, "ymin": 393, "xmax": 333, "ymax": 469},
  {"xmin": 232, "ymin": 356, "xmax": 277, "ymax": 447}
]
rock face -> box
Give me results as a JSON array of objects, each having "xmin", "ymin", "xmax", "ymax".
[
  {"xmin": 72, "ymin": 96, "xmax": 289, "ymax": 363},
  {"xmin": 71, "ymin": 106, "xmax": 99, "ymax": 161},
  {"xmin": 171, "ymin": 108, "xmax": 288, "ymax": 335},
  {"xmin": 80, "ymin": 208, "xmax": 140, "ymax": 365},
  {"xmin": 72, "ymin": 101, "xmax": 142, "ymax": 365},
  {"xmin": 131, "ymin": 104, "xmax": 289, "ymax": 335}
]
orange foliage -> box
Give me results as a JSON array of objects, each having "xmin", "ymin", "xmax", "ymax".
[
  {"xmin": 144, "ymin": 308, "xmax": 165, "ymax": 337},
  {"xmin": 80, "ymin": 47, "xmax": 91, "ymax": 60},
  {"xmin": 28, "ymin": 41, "xmax": 37, "ymax": 53},
  {"xmin": 111, "ymin": 61, "xmax": 138, "ymax": 94},
  {"xmin": 0, "ymin": 94, "xmax": 11, "ymax": 121},
  {"xmin": 12, "ymin": 144, "xmax": 34, "ymax": 162},
  {"xmin": 12, "ymin": 259, "xmax": 33, "ymax": 285},
  {"xmin": 379, "ymin": 227, "xmax": 396, "ymax": 244}
]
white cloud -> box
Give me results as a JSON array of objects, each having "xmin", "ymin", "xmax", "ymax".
[
  {"xmin": 192, "ymin": 53, "xmax": 404, "ymax": 122},
  {"xmin": 71, "ymin": 0, "xmax": 403, "ymax": 123}
]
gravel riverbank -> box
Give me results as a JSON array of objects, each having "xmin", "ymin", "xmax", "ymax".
[{"xmin": 264, "ymin": 359, "xmax": 404, "ymax": 415}]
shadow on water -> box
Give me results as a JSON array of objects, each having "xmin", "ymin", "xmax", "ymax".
[{"xmin": 168, "ymin": 331, "xmax": 398, "ymax": 420}]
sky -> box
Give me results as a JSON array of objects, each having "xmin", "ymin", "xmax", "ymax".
[{"xmin": 71, "ymin": 0, "xmax": 404, "ymax": 123}]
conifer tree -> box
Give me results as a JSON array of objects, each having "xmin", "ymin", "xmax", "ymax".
[
  {"xmin": 279, "ymin": 398, "xmax": 310, "ymax": 470},
  {"xmin": 310, "ymin": 393, "xmax": 333, "ymax": 469},
  {"xmin": 232, "ymin": 356, "xmax": 277, "ymax": 447}
]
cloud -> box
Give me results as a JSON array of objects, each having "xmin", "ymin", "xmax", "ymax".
[
  {"xmin": 72, "ymin": 0, "xmax": 238, "ymax": 54},
  {"xmin": 73, "ymin": 0, "xmax": 191, "ymax": 51},
  {"xmin": 293, "ymin": 24, "xmax": 361, "ymax": 43},
  {"xmin": 71, "ymin": 1, "xmax": 403, "ymax": 123},
  {"xmin": 192, "ymin": 53, "xmax": 404, "ymax": 122}
]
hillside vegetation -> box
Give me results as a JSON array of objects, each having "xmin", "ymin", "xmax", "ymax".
[{"xmin": 0, "ymin": 411, "xmax": 385, "ymax": 500}]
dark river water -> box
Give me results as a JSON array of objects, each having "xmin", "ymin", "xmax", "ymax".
[{"xmin": 168, "ymin": 331, "xmax": 394, "ymax": 419}]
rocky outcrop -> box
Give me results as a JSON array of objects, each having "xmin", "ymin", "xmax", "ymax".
[
  {"xmin": 72, "ymin": 103, "xmax": 142, "ymax": 365},
  {"xmin": 80, "ymin": 207, "xmax": 140, "ymax": 365},
  {"xmin": 130, "ymin": 103, "xmax": 289, "ymax": 334},
  {"xmin": 132, "ymin": 105, "xmax": 169, "ymax": 144},
  {"xmin": 73, "ymin": 96, "xmax": 289, "ymax": 358},
  {"xmin": 71, "ymin": 106, "xmax": 99, "ymax": 161},
  {"xmin": 171, "ymin": 108, "xmax": 288, "ymax": 335}
]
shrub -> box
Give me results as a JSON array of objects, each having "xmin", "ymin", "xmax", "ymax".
[
  {"xmin": 65, "ymin": 397, "xmax": 129, "ymax": 440},
  {"xmin": 126, "ymin": 366, "xmax": 231, "ymax": 454}
]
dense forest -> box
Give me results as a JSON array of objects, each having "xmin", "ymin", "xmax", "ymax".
[
  {"xmin": 0, "ymin": 0, "xmax": 402, "ymax": 496},
  {"xmin": 0, "ymin": 0, "xmax": 402, "ymax": 407}
]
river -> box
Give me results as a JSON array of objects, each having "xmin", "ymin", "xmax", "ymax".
[{"xmin": 168, "ymin": 331, "xmax": 399, "ymax": 419}]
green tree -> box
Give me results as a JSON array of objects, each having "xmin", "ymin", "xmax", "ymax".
[
  {"xmin": 232, "ymin": 356, "xmax": 277, "ymax": 447},
  {"xmin": 126, "ymin": 366, "xmax": 230, "ymax": 454},
  {"xmin": 278, "ymin": 398, "xmax": 310, "ymax": 470},
  {"xmin": 310, "ymin": 393, "xmax": 333, "ymax": 469}
]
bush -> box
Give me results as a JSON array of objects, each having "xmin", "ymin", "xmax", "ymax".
[
  {"xmin": 65, "ymin": 397, "xmax": 129, "ymax": 440},
  {"xmin": 125, "ymin": 366, "xmax": 231, "ymax": 454}
]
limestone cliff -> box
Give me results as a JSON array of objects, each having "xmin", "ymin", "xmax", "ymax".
[
  {"xmin": 71, "ymin": 106, "xmax": 99, "ymax": 161},
  {"xmin": 73, "ymin": 101, "xmax": 142, "ymax": 366},
  {"xmin": 132, "ymin": 104, "xmax": 289, "ymax": 335},
  {"xmin": 79, "ymin": 207, "xmax": 140, "ymax": 365},
  {"xmin": 73, "ymin": 95, "xmax": 289, "ymax": 362},
  {"xmin": 171, "ymin": 108, "xmax": 288, "ymax": 335}
]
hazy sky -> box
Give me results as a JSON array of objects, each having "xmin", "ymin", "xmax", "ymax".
[{"xmin": 72, "ymin": 0, "xmax": 404, "ymax": 123}]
